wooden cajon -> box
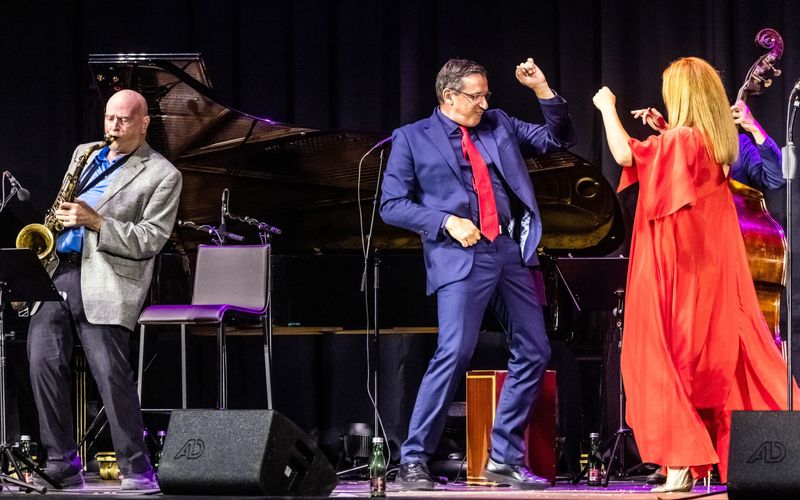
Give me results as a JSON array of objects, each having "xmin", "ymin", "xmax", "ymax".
[{"xmin": 466, "ymin": 369, "xmax": 557, "ymax": 484}]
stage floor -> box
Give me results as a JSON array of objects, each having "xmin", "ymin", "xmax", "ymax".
[
  {"xmin": 334, "ymin": 479, "xmax": 728, "ymax": 499},
  {"xmin": 2, "ymin": 476, "xmax": 729, "ymax": 499}
]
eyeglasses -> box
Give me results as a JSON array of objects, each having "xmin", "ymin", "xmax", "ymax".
[{"xmin": 450, "ymin": 89, "xmax": 492, "ymax": 103}]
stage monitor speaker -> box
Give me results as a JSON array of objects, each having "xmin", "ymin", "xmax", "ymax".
[
  {"xmin": 728, "ymin": 410, "xmax": 800, "ymax": 499},
  {"xmin": 158, "ymin": 409, "xmax": 338, "ymax": 496}
]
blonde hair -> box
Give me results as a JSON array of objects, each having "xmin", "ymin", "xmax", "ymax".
[{"xmin": 662, "ymin": 57, "xmax": 739, "ymax": 165}]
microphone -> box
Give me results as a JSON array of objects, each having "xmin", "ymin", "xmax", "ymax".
[
  {"xmin": 218, "ymin": 228, "xmax": 245, "ymax": 242},
  {"xmin": 372, "ymin": 136, "xmax": 392, "ymax": 148},
  {"xmin": 243, "ymin": 217, "xmax": 281, "ymax": 235},
  {"xmin": 260, "ymin": 223, "xmax": 282, "ymax": 235},
  {"xmin": 3, "ymin": 171, "xmax": 30, "ymax": 201}
]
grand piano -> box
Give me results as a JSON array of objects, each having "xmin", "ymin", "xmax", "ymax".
[
  {"xmin": 88, "ymin": 53, "xmax": 623, "ymax": 256},
  {"xmin": 86, "ymin": 53, "xmax": 626, "ymax": 467}
]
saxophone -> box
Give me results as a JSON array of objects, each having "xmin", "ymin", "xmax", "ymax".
[{"xmin": 16, "ymin": 135, "xmax": 115, "ymax": 276}]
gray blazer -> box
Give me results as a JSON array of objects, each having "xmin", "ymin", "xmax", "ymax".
[{"xmin": 65, "ymin": 141, "xmax": 182, "ymax": 330}]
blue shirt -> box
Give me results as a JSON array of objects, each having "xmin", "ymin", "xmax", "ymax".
[
  {"xmin": 730, "ymin": 133, "xmax": 784, "ymax": 190},
  {"xmin": 56, "ymin": 147, "xmax": 124, "ymax": 253}
]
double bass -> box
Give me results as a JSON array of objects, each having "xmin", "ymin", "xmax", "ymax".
[{"xmin": 729, "ymin": 28, "xmax": 787, "ymax": 343}]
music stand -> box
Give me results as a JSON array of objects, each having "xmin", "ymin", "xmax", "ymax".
[
  {"xmin": 555, "ymin": 257, "xmax": 635, "ymax": 487},
  {"xmin": 0, "ymin": 248, "xmax": 63, "ymax": 492}
]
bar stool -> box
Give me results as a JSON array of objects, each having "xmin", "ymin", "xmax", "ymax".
[{"xmin": 137, "ymin": 244, "xmax": 272, "ymax": 410}]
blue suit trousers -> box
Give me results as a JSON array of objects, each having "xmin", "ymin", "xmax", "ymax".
[{"xmin": 400, "ymin": 235, "xmax": 551, "ymax": 465}]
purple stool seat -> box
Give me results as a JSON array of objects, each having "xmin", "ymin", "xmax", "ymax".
[{"xmin": 138, "ymin": 304, "xmax": 265, "ymax": 324}]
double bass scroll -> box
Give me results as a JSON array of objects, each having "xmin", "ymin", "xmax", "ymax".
[{"xmin": 735, "ymin": 28, "xmax": 783, "ymax": 102}]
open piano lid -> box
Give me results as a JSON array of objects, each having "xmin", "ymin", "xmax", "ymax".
[{"xmin": 88, "ymin": 53, "xmax": 624, "ymax": 255}]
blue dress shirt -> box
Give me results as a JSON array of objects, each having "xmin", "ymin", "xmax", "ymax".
[{"xmin": 56, "ymin": 147, "xmax": 123, "ymax": 253}]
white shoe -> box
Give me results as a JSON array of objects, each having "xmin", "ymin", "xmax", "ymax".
[
  {"xmin": 650, "ymin": 467, "xmax": 695, "ymax": 493},
  {"xmin": 121, "ymin": 471, "xmax": 159, "ymax": 490}
]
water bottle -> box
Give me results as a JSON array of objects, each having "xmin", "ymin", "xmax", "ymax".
[
  {"xmin": 143, "ymin": 429, "xmax": 152, "ymax": 461},
  {"xmin": 587, "ymin": 432, "xmax": 601, "ymax": 486},
  {"xmin": 19, "ymin": 435, "xmax": 33, "ymax": 484},
  {"xmin": 368, "ymin": 437, "xmax": 386, "ymax": 497},
  {"xmin": 155, "ymin": 430, "xmax": 167, "ymax": 470}
]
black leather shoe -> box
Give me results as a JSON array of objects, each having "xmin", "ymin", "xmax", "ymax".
[
  {"xmin": 483, "ymin": 457, "xmax": 549, "ymax": 490},
  {"xmin": 396, "ymin": 461, "xmax": 436, "ymax": 490},
  {"xmin": 647, "ymin": 466, "xmax": 666, "ymax": 485}
]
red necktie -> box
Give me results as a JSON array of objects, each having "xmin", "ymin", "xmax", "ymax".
[{"xmin": 459, "ymin": 125, "xmax": 499, "ymax": 241}]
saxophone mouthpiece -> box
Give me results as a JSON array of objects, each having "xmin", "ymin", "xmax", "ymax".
[{"xmin": 103, "ymin": 135, "xmax": 117, "ymax": 145}]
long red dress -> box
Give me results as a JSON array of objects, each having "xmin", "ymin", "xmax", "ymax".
[{"xmin": 619, "ymin": 126, "xmax": 798, "ymax": 482}]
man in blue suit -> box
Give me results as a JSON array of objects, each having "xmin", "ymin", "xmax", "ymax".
[{"xmin": 380, "ymin": 58, "xmax": 575, "ymax": 490}]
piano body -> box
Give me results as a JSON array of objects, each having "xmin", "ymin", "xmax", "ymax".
[{"xmin": 87, "ymin": 54, "xmax": 625, "ymax": 462}]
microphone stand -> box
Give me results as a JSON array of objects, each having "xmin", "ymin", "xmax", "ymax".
[
  {"xmin": 0, "ymin": 172, "xmax": 24, "ymax": 213},
  {"xmin": 0, "ymin": 286, "xmax": 47, "ymax": 493},
  {"xmin": 224, "ymin": 211, "xmax": 282, "ymax": 242},
  {"xmin": 177, "ymin": 220, "xmax": 245, "ymax": 246},
  {"xmin": 219, "ymin": 189, "xmax": 230, "ymax": 245},
  {"xmin": 370, "ymin": 252, "xmax": 381, "ymax": 435},
  {"xmin": 360, "ymin": 143, "xmax": 388, "ymax": 446},
  {"xmin": 338, "ymin": 137, "xmax": 390, "ymax": 479},
  {"xmin": 223, "ymin": 211, "xmax": 281, "ymax": 410},
  {"xmin": 781, "ymin": 82, "xmax": 799, "ymax": 409}
]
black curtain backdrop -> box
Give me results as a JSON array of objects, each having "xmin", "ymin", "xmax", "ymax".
[
  {"xmin": 1, "ymin": 0, "xmax": 797, "ymax": 211},
  {"xmin": 3, "ymin": 0, "xmax": 800, "ymax": 425}
]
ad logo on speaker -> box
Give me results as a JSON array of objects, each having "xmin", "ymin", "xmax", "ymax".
[
  {"xmin": 175, "ymin": 438, "xmax": 206, "ymax": 460},
  {"xmin": 746, "ymin": 441, "xmax": 786, "ymax": 464}
]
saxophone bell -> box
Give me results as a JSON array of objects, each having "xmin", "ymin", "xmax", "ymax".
[{"xmin": 16, "ymin": 223, "xmax": 55, "ymax": 260}]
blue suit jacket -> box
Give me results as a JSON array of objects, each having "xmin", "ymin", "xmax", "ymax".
[{"xmin": 380, "ymin": 100, "xmax": 575, "ymax": 294}]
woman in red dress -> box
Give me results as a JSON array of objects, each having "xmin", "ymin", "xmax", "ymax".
[{"xmin": 593, "ymin": 56, "xmax": 798, "ymax": 493}]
